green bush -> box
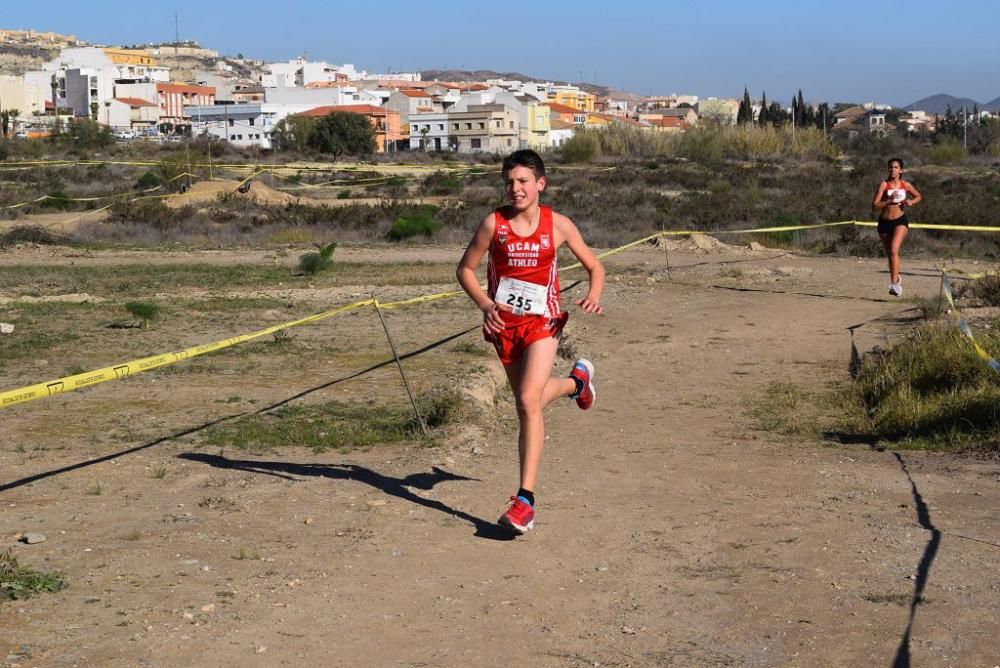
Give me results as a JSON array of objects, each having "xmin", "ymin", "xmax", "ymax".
[
  {"xmin": 135, "ymin": 171, "xmax": 161, "ymax": 190},
  {"xmin": 423, "ymin": 171, "xmax": 463, "ymax": 195},
  {"xmin": 125, "ymin": 301, "xmax": 160, "ymax": 328},
  {"xmin": 928, "ymin": 138, "xmax": 966, "ymax": 164},
  {"xmin": 386, "ymin": 208, "xmax": 441, "ymax": 241},
  {"xmin": 337, "ymin": 189, "xmax": 352, "ymax": 199},
  {"xmin": 298, "ymin": 241, "xmax": 337, "ymax": 275},
  {"xmin": 39, "ymin": 190, "xmax": 73, "ymax": 210},
  {"xmin": 561, "ymin": 130, "xmax": 600, "ymax": 163}
]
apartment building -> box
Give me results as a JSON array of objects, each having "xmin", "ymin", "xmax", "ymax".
[
  {"xmin": 448, "ymin": 104, "xmax": 519, "ymax": 153},
  {"xmin": 158, "ymin": 83, "xmax": 216, "ymax": 133}
]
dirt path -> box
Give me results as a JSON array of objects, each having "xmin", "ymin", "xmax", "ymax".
[{"xmin": 1, "ymin": 244, "xmax": 997, "ymax": 667}]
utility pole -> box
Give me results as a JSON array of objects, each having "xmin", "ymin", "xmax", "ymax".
[
  {"xmin": 174, "ymin": 12, "xmax": 179, "ymax": 55},
  {"xmin": 963, "ymin": 107, "xmax": 967, "ymax": 150}
]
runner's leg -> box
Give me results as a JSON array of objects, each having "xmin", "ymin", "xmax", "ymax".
[
  {"xmin": 504, "ymin": 336, "xmax": 561, "ymax": 492},
  {"xmin": 889, "ymin": 225, "xmax": 909, "ymax": 284}
]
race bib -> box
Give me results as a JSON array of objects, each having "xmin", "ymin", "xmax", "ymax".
[
  {"xmin": 496, "ymin": 277, "xmax": 547, "ymax": 316},
  {"xmin": 887, "ymin": 187, "xmax": 906, "ymax": 203}
]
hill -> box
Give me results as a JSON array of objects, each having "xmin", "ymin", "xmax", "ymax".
[{"xmin": 904, "ymin": 93, "xmax": 984, "ymax": 113}]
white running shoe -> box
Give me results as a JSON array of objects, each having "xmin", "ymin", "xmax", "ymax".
[{"xmin": 888, "ymin": 282, "xmax": 902, "ymax": 297}]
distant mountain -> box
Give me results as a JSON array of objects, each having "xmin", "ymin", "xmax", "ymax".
[
  {"xmin": 984, "ymin": 97, "xmax": 1000, "ymax": 110},
  {"xmin": 904, "ymin": 94, "xmax": 985, "ymax": 114}
]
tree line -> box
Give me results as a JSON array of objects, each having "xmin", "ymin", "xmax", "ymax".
[{"xmin": 737, "ymin": 88, "xmax": 832, "ymax": 132}]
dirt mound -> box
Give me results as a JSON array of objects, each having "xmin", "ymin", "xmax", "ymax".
[{"xmin": 164, "ymin": 179, "xmax": 323, "ymax": 208}]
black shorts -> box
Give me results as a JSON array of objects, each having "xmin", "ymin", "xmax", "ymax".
[{"xmin": 877, "ymin": 213, "xmax": 909, "ymax": 235}]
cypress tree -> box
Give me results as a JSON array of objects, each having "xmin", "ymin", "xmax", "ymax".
[{"xmin": 759, "ymin": 91, "xmax": 769, "ymax": 126}]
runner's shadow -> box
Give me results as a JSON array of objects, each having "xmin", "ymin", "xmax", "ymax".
[
  {"xmin": 890, "ymin": 452, "xmax": 941, "ymax": 668},
  {"xmin": 177, "ymin": 452, "xmax": 517, "ymax": 541}
]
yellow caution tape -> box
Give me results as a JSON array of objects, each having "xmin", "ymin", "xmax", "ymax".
[
  {"xmin": 940, "ymin": 271, "xmax": 1000, "ymax": 374},
  {"xmin": 0, "ymin": 299, "xmax": 374, "ymax": 410}
]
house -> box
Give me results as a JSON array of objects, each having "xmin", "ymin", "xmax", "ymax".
[
  {"xmin": 584, "ymin": 112, "xmax": 617, "ymax": 127},
  {"xmin": 385, "ymin": 89, "xmax": 442, "ymax": 124},
  {"xmin": 298, "ymin": 104, "xmax": 404, "ymax": 152},
  {"xmin": 449, "ymin": 88, "xmax": 549, "ymax": 149},
  {"xmin": 646, "ymin": 116, "xmax": 688, "ymax": 133},
  {"xmin": 549, "ymin": 119, "xmax": 575, "ymax": 147},
  {"xmin": 548, "ymin": 102, "xmax": 587, "ymax": 125},
  {"xmin": 407, "ymin": 111, "xmax": 450, "ymax": 151},
  {"xmin": 546, "ymin": 85, "xmax": 595, "ymax": 112},
  {"xmin": 639, "ymin": 107, "xmax": 698, "ymax": 127},
  {"xmin": 832, "ymin": 106, "xmax": 896, "ymax": 138},
  {"xmin": 187, "ymin": 103, "xmax": 278, "ymax": 148},
  {"xmin": 108, "ymin": 97, "xmax": 159, "ymax": 134}
]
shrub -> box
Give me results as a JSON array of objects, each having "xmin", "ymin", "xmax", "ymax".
[
  {"xmin": 39, "ymin": 190, "xmax": 73, "ymax": 210},
  {"xmin": 135, "ymin": 171, "xmax": 161, "ymax": 190},
  {"xmin": 386, "ymin": 208, "xmax": 441, "ymax": 241},
  {"xmin": 423, "ymin": 171, "xmax": 463, "ymax": 195},
  {"xmin": 851, "ymin": 322, "xmax": 1000, "ymax": 448},
  {"xmin": 0, "ymin": 226, "xmax": 63, "ymax": 248},
  {"xmin": 125, "ymin": 301, "xmax": 160, "ymax": 328},
  {"xmin": 561, "ymin": 130, "xmax": 600, "ymax": 163},
  {"xmin": 928, "ymin": 138, "xmax": 966, "ymax": 164},
  {"xmin": 298, "ymin": 241, "xmax": 337, "ymax": 275},
  {"xmin": 967, "ymin": 271, "xmax": 1000, "ymax": 306}
]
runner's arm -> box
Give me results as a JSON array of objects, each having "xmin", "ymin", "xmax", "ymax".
[
  {"xmin": 872, "ymin": 182, "xmax": 889, "ymax": 210},
  {"xmin": 457, "ymin": 215, "xmax": 505, "ymax": 334},
  {"xmin": 903, "ymin": 182, "xmax": 922, "ymax": 208},
  {"xmin": 557, "ymin": 215, "xmax": 605, "ymax": 315}
]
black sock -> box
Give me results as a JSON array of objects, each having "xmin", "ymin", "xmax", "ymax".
[
  {"xmin": 516, "ymin": 488, "xmax": 535, "ymax": 507},
  {"xmin": 570, "ymin": 375, "xmax": 584, "ymax": 397}
]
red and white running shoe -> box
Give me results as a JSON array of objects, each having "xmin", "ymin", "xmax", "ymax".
[
  {"xmin": 569, "ymin": 359, "xmax": 596, "ymax": 410},
  {"xmin": 498, "ymin": 496, "xmax": 535, "ymax": 534}
]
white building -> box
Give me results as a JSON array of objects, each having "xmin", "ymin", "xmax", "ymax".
[
  {"xmin": 187, "ymin": 103, "xmax": 279, "ymax": 148},
  {"xmin": 0, "ymin": 74, "xmax": 49, "ymax": 117},
  {"xmin": 408, "ymin": 111, "xmax": 450, "ymax": 151},
  {"xmin": 262, "ymin": 58, "xmax": 373, "ymax": 88},
  {"xmin": 264, "ymin": 86, "xmax": 369, "ymax": 108}
]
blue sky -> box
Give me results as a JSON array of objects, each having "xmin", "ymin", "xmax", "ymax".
[{"xmin": 7, "ymin": 0, "xmax": 999, "ymax": 106}]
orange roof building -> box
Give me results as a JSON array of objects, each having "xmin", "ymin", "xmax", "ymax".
[{"xmin": 298, "ymin": 104, "xmax": 404, "ymax": 152}]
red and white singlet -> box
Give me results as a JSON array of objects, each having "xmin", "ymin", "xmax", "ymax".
[{"xmin": 487, "ymin": 206, "xmax": 561, "ymax": 319}]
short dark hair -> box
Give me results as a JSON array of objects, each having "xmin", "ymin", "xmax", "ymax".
[
  {"xmin": 502, "ymin": 149, "xmax": 546, "ymax": 179},
  {"xmin": 888, "ymin": 157, "xmax": 904, "ymax": 168}
]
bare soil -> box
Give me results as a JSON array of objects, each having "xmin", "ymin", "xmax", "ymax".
[{"xmin": 1, "ymin": 240, "xmax": 998, "ymax": 667}]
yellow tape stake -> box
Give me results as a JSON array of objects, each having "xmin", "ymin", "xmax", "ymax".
[{"xmin": 0, "ymin": 299, "xmax": 374, "ymax": 410}]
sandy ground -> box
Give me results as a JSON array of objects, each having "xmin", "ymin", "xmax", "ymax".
[{"xmin": 0, "ymin": 240, "xmax": 998, "ymax": 667}]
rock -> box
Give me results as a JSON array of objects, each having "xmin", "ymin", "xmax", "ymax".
[
  {"xmin": 621, "ymin": 625, "xmax": 637, "ymax": 635},
  {"xmin": 303, "ymin": 517, "xmax": 314, "ymax": 525},
  {"xmin": 0, "ymin": 323, "xmax": 13, "ymax": 335},
  {"xmin": 471, "ymin": 446, "xmax": 483, "ymax": 455},
  {"xmin": 21, "ymin": 533, "xmax": 46, "ymax": 544}
]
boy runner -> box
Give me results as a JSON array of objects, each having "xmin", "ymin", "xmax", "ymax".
[{"xmin": 456, "ymin": 150, "xmax": 605, "ymax": 535}]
